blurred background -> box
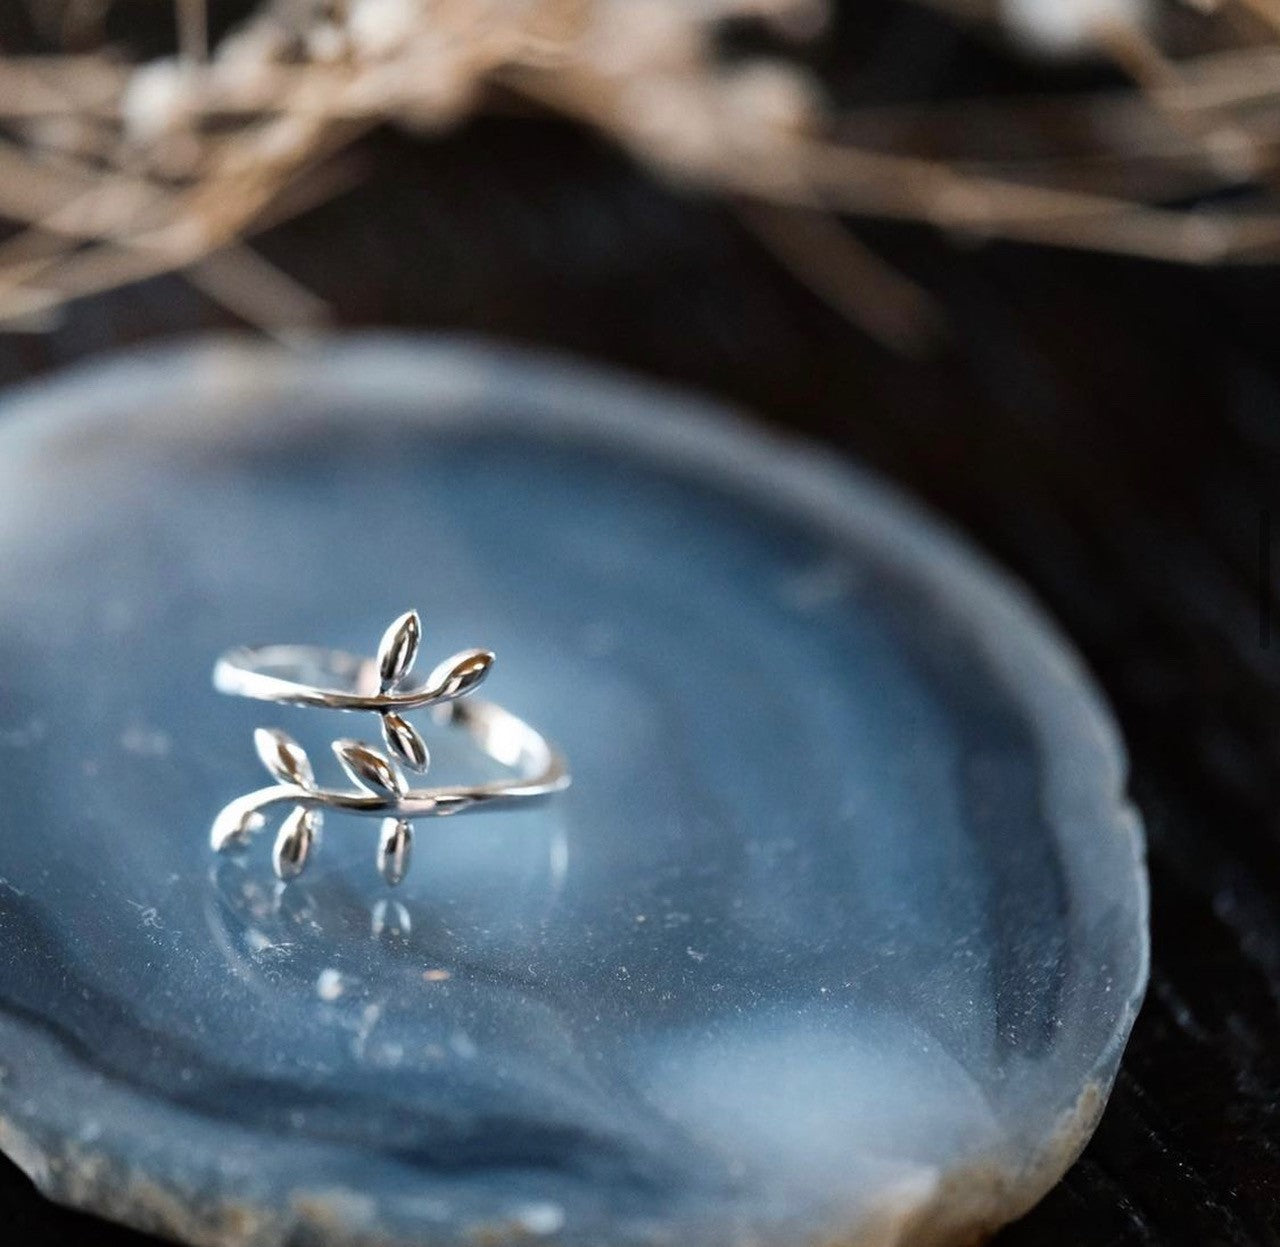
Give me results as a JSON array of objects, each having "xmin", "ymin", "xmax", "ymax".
[{"xmin": 0, "ymin": 1, "xmax": 1277, "ymax": 1243}]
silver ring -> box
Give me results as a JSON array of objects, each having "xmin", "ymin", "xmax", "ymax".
[{"xmin": 210, "ymin": 610, "xmax": 570, "ymax": 884}]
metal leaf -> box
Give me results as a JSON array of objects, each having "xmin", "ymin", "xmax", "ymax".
[
  {"xmin": 210, "ymin": 803, "xmax": 264, "ymax": 852},
  {"xmin": 253, "ymin": 727, "xmax": 315, "ymax": 789},
  {"xmin": 272, "ymin": 806, "xmax": 319, "ymax": 881},
  {"xmin": 377, "ymin": 610, "xmax": 421, "ymax": 691},
  {"xmin": 382, "ymin": 711, "xmax": 429, "ymax": 772},
  {"xmin": 377, "ymin": 818, "xmax": 413, "ymax": 886},
  {"xmin": 333, "ymin": 739, "xmax": 407, "ymax": 798},
  {"xmin": 425, "ymin": 649, "xmax": 493, "ymax": 702}
]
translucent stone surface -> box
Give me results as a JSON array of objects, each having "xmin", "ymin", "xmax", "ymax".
[{"xmin": 0, "ymin": 338, "xmax": 1147, "ymax": 1247}]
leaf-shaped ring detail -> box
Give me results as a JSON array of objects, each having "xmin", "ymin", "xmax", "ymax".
[{"xmin": 210, "ymin": 612, "xmax": 570, "ymax": 883}]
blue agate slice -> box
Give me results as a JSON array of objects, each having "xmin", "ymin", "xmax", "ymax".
[{"xmin": 0, "ymin": 337, "xmax": 1147, "ymax": 1247}]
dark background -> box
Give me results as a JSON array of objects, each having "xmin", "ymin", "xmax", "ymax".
[{"xmin": 1, "ymin": 2, "xmax": 1277, "ymax": 1243}]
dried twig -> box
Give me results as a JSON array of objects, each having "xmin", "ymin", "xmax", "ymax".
[
  {"xmin": 737, "ymin": 200, "xmax": 946, "ymax": 353},
  {"xmin": 0, "ymin": 0, "xmax": 1277, "ymax": 339}
]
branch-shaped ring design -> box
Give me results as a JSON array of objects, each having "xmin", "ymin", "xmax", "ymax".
[{"xmin": 211, "ymin": 611, "xmax": 570, "ymax": 883}]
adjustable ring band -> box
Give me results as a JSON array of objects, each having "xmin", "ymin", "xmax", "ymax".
[
  {"xmin": 210, "ymin": 611, "xmax": 570, "ymax": 884},
  {"xmin": 214, "ymin": 643, "xmax": 496, "ymax": 712}
]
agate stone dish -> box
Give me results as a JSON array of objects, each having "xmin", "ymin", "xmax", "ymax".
[{"xmin": 0, "ymin": 337, "xmax": 1147, "ymax": 1247}]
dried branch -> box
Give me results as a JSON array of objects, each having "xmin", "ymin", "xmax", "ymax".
[
  {"xmin": 737, "ymin": 200, "xmax": 945, "ymax": 353},
  {"xmin": 0, "ymin": 0, "xmax": 1277, "ymax": 338}
]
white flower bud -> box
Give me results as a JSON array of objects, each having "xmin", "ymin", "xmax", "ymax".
[
  {"xmin": 348, "ymin": 0, "xmax": 421, "ymax": 60},
  {"xmin": 1001, "ymin": 0, "xmax": 1150, "ymax": 56},
  {"xmin": 122, "ymin": 59, "xmax": 192, "ymax": 142}
]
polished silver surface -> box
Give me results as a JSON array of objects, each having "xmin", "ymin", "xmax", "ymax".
[{"xmin": 213, "ymin": 611, "xmax": 570, "ymax": 881}]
